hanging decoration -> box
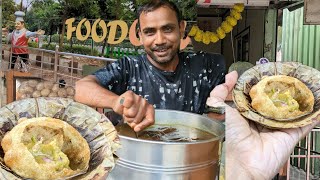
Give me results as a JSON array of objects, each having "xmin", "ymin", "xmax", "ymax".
[{"xmin": 188, "ymin": 3, "xmax": 245, "ymax": 45}]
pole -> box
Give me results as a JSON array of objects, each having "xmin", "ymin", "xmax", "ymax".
[
  {"xmin": 20, "ymin": 0, "xmax": 23, "ymax": 11},
  {"xmin": 0, "ymin": 0, "xmax": 3, "ymax": 107},
  {"xmin": 0, "ymin": 0, "xmax": 2, "ymax": 69},
  {"xmin": 54, "ymin": 45, "xmax": 59, "ymax": 82}
]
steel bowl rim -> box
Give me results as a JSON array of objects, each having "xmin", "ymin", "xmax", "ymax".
[{"xmin": 118, "ymin": 109, "xmax": 225, "ymax": 144}]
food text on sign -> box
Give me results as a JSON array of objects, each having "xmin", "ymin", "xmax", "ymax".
[{"xmin": 65, "ymin": 18, "xmax": 191, "ymax": 49}]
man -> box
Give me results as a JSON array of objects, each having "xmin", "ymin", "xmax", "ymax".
[
  {"xmin": 75, "ymin": 0, "xmax": 225, "ymax": 132},
  {"xmin": 207, "ymin": 71, "xmax": 319, "ymax": 179},
  {"xmin": 6, "ymin": 11, "xmax": 44, "ymax": 70}
]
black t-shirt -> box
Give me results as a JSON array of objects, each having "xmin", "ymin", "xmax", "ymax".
[{"xmin": 93, "ymin": 51, "xmax": 225, "ymax": 114}]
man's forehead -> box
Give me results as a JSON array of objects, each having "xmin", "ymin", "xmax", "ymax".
[
  {"xmin": 139, "ymin": 8, "xmax": 178, "ymax": 29},
  {"xmin": 141, "ymin": 22, "xmax": 177, "ymax": 30},
  {"xmin": 139, "ymin": 6, "xmax": 177, "ymax": 21}
]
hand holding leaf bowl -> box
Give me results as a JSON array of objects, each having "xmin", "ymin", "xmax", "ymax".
[{"xmin": 233, "ymin": 62, "xmax": 320, "ymax": 128}]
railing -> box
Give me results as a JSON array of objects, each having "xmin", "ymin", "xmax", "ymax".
[
  {"xmin": 287, "ymin": 127, "xmax": 320, "ymax": 180},
  {"xmin": 0, "ymin": 44, "xmax": 117, "ymax": 107},
  {"xmin": 1, "ymin": 44, "xmax": 117, "ymax": 86}
]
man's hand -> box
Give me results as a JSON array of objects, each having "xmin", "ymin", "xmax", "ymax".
[
  {"xmin": 207, "ymin": 71, "xmax": 319, "ymax": 179},
  {"xmin": 75, "ymin": 75, "xmax": 154, "ymax": 132},
  {"xmin": 112, "ymin": 90, "xmax": 155, "ymax": 132},
  {"xmin": 226, "ymin": 103, "xmax": 319, "ymax": 179},
  {"xmin": 206, "ymin": 71, "xmax": 238, "ymax": 107}
]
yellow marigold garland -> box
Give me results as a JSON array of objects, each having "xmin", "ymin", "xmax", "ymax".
[
  {"xmin": 202, "ymin": 31, "xmax": 211, "ymax": 45},
  {"xmin": 188, "ymin": 3, "xmax": 244, "ymax": 44},
  {"xmin": 226, "ymin": 16, "xmax": 237, "ymax": 26},
  {"xmin": 210, "ymin": 32, "xmax": 219, "ymax": 43}
]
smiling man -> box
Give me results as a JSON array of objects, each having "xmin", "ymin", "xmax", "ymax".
[
  {"xmin": 138, "ymin": 3, "xmax": 182, "ymax": 70},
  {"xmin": 75, "ymin": 0, "xmax": 226, "ymax": 132}
]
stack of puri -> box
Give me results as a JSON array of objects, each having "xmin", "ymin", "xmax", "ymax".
[{"xmin": 17, "ymin": 80, "xmax": 75, "ymax": 100}]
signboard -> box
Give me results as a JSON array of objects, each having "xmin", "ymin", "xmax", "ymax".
[{"xmin": 65, "ymin": 18, "xmax": 191, "ymax": 50}]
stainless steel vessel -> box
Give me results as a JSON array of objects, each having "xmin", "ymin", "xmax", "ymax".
[{"xmin": 107, "ymin": 109, "xmax": 225, "ymax": 180}]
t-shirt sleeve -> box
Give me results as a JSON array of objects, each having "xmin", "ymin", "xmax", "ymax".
[{"xmin": 92, "ymin": 57, "xmax": 129, "ymax": 95}]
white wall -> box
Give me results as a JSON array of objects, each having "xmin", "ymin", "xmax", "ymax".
[
  {"xmin": 193, "ymin": 8, "xmax": 266, "ymax": 71},
  {"xmin": 223, "ymin": 9, "xmax": 266, "ymax": 70}
]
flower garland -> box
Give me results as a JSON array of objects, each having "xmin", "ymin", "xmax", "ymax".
[{"xmin": 188, "ymin": 3, "xmax": 245, "ymax": 45}]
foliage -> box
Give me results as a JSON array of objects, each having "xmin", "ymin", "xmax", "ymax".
[
  {"xmin": 174, "ymin": 0, "xmax": 197, "ymax": 21},
  {"xmin": 26, "ymin": 0, "xmax": 101, "ymax": 34},
  {"xmin": 101, "ymin": 0, "xmax": 196, "ymax": 21},
  {"xmin": 62, "ymin": 44, "xmax": 100, "ymax": 56},
  {"xmin": 28, "ymin": 41, "xmax": 38, "ymax": 48},
  {"xmin": 48, "ymin": 34, "xmax": 66, "ymax": 43},
  {"xmin": 47, "ymin": 34, "xmax": 94, "ymax": 47},
  {"xmin": 108, "ymin": 0, "xmax": 135, "ymax": 20},
  {"xmin": 2, "ymin": 0, "xmax": 16, "ymax": 29},
  {"xmin": 42, "ymin": 43, "xmax": 99, "ymax": 56},
  {"xmin": 25, "ymin": 0, "xmax": 61, "ymax": 34},
  {"xmin": 7, "ymin": 0, "xmax": 196, "ymax": 31},
  {"xmin": 41, "ymin": 43, "xmax": 56, "ymax": 50},
  {"xmin": 57, "ymin": 0, "xmax": 100, "ymax": 19},
  {"xmin": 132, "ymin": 0, "xmax": 196, "ymax": 21},
  {"xmin": 17, "ymin": 0, "xmax": 196, "ymax": 53}
]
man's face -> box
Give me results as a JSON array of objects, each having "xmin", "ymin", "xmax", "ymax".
[
  {"xmin": 139, "ymin": 6, "xmax": 184, "ymax": 66},
  {"xmin": 15, "ymin": 21, "xmax": 24, "ymax": 30}
]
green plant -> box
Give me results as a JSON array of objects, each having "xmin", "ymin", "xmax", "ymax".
[
  {"xmin": 28, "ymin": 42, "xmax": 39, "ymax": 48},
  {"xmin": 62, "ymin": 45, "xmax": 100, "ymax": 56},
  {"xmin": 42, "ymin": 44, "xmax": 56, "ymax": 50},
  {"xmin": 41, "ymin": 43, "xmax": 99, "ymax": 56}
]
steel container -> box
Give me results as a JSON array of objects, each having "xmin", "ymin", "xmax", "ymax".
[{"xmin": 107, "ymin": 109, "xmax": 225, "ymax": 180}]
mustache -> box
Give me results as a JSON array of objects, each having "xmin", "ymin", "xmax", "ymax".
[{"xmin": 151, "ymin": 46, "xmax": 169, "ymax": 51}]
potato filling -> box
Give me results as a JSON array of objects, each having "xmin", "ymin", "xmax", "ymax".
[
  {"xmin": 267, "ymin": 88, "xmax": 299, "ymax": 112},
  {"xmin": 27, "ymin": 137, "xmax": 70, "ymax": 171}
]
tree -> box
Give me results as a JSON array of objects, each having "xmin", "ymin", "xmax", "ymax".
[
  {"xmin": 25, "ymin": 0, "xmax": 61, "ymax": 46},
  {"xmin": 175, "ymin": 0, "xmax": 197, "ymax": 21},
  {"xmin": 24, "ymin": 0, "xmax": 197, "ymax": 52},
  {"xmin": 26, "ymin": 0, "xmax": 61, "ymax": 32},
  {"xmin": 2, "ymin": 0, "xmax": 16, "ymax": 29},
  {"xmin": 27, "ymin": 0, "xmax": 101, "ymax": 49},
  {"xmin": 57, "ymin": 0, "xmax": 101, "ymax": 49},
  {"xmin": 130, "ymin": 0, "xmax": 196, "ymax": 21},
  {"xmin": 98, "ymin": 0, "xmax": 138, "ymax": 54}
]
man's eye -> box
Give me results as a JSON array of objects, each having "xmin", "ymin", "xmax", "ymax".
[
  {"xmin": 144, "ymin": 31, "xmax": 155, "ymax": 36},
  {"xmin": 164, "ymin": 27, "xmax": 173, "ymax": 32}
]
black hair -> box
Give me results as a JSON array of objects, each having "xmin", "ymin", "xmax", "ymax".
[{"xmin": 137, "ymin": 0, "xmax": 182, "ymax": 29}]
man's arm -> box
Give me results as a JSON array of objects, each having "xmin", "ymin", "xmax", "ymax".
[
  {"xmin": 75, "ymin": 75, "xmax": 119, "ymax": 109},
  {"xmin": 75, "ymin": 75, "xmax": 155, "ymax": 132}
]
